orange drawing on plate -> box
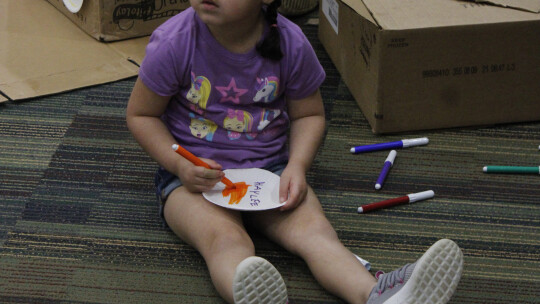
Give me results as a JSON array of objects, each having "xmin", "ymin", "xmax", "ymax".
[{"xmin": 222, "ymin": 182, "xmax": 250, "ymax": 205}]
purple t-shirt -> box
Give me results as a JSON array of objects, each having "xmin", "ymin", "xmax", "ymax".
[{"xmin": 139, "ymin": 8, "xmax": 325, "ymax": 169}]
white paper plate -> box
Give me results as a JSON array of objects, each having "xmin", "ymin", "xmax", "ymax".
[
  {"xmin": 203, "ymin": 168, "xmax": 284, "ymax": 211},
  {"xmin": 63, "ymin": 0, "xmax": 84, "ymax": 13}
]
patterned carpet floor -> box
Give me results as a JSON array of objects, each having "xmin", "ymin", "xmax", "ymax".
[{"xmin": 1, "ymin": 10, "xmax": 539, "ymax": 304}]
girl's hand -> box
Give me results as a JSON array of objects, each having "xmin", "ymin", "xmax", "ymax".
[
  {"xmin": 278, "ymin": 164, "xmax": 308, "ymax": 211},
  {"xmin": 177, "ymin": 158, "xmax": 224, "ymax": 193}
]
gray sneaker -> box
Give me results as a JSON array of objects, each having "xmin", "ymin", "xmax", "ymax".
[
  {"xmin": 366, "ymin": 239, "xmax": 463, "ymax": 304},
  {"xmin": 233, "ymin": 256, "xmax": 288, "ymax": 304}
]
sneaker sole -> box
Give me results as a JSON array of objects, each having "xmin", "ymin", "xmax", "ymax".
[
  {"xmin": 233, "ymin": 256, "xmax": 288, "ymax": 304},
  {"xmin": 384, "ymin": 239, "xmax": 464, "ymax": 304}
]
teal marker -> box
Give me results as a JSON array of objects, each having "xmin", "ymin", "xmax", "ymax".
[{"xmin": 483, "ymin": 166, "xmax": 540, "ymax": 174}]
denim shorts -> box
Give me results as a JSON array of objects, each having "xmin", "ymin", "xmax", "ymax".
[{"xmin": 154, "ymin": 162, "xmax": 287, "ymax": 224}]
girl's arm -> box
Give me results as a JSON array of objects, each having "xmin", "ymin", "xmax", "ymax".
[
  {"xmin": 126, "ymin": 78, "xmax": 224, "ymax": 193},
  {"xmin": 279, "ymin": 89, "xmax": 326, "ymax": 210}
]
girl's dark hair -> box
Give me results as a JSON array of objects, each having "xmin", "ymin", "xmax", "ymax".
[{"xmin": 256, "ymin": 0, "xmax": 283, "ymax": 61}]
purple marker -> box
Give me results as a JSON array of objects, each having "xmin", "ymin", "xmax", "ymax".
[
  {"xmin": 350, "ymin": 137, "xmax": 429, "ymax": 154},
  {"xmin": 375, "ymin": 150, "xmax": 397, "ymax": 190}
]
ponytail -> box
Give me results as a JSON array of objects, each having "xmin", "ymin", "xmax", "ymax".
[{"xmin": 257, "ymin": 0, "xmax": 283, "ymax": 61}]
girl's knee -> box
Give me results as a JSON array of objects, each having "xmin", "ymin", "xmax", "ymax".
[{"xmin": 202, "ymin": 225, "xmax": 255, "ymax": 257}]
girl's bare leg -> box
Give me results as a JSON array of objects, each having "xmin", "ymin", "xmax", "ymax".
[
  {"xmin": 164, "ymin": 187, "xmax": 255, "ymax": 304},
  {"xmin": 246, "ymin": 187, "xmax": 377, "ymax": 304}
]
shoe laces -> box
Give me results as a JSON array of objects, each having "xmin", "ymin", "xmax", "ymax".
[{"xmin": 374, "ymin": 263, "xmax": 411, "ymax": 295}]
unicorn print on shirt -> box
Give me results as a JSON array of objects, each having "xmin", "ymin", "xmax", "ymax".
[
  {"xmin": 257, "ymin": 108, "xmax": 281, "ymax": 131},
  {"xmin": 253, "ymin": 76, "xmax": 279, "ymax": 103}
]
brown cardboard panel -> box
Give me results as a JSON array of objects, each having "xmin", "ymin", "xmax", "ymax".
[
  {"xmin": 343, "ymin": 0, "xmax": 540, "ymax": 29},
  {"xmin": 0, "ymin": 0, "xmax": 148, "ymax": 102},
  {"xmin": 474, "ymin": 0, "xmax": 540, "ymax": 13},
  {"xmin": 109, "ymin": 36, "xmax": 150, "ymax": 65},
  {"xmin": 375, "ymin": 23, "xmax": 540, "ymax": 133},
  {"xmin": 319, "ymin": 0, "xmax": 540, "ymax": 133},
  {"xmin": 46, "ymin": 0, "xmax": 189, "ymax": 42}
]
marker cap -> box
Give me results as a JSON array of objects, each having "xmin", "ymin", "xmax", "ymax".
[
  {"xmin": 402, "ymin": 137, "xmax": 429, "ymax": 148},
  {"xmin": 354, "ymin": 254, "xmax": 371, "ymax": 270},
  {"xmin": 408, "ymin": 190, "xmax": 435, "ymax": 203},
  {"xmin": 385, "ymin": 150, "xmax": 397, "ymax": 164}
]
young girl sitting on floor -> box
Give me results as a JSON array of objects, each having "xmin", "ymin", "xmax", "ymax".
[{"xmin": 126, "ymin": 0, "xmax": 464, "ymax": 303}]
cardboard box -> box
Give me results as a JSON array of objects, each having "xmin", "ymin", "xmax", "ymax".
[
  {"xmin": 0, "ymin": 0, "xmax": 149, "ymax": 101},
  {"xmin": 47, "ymin": 0, "xmax": 190, "ymax": 41},
  {"xmin": 319, "ymin": 0, "xmax": 540, "ymax": 133}
]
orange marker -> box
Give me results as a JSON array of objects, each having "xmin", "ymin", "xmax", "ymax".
[{"xmin": 172, "ymin": 144, "xmax": 235, "ymax": 189}]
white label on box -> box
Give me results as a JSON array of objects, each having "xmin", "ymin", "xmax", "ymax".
[{"xmin": 322, "ymin": 0, "xmax": 339, "ymax": 35}]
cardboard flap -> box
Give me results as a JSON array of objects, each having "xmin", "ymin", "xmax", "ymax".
[
  {"xmin": 109, "ymin": 37, "xmax": 150, "ymax": 65},
  {"xmin": 341, "ymin": 0, "xmax": 540, "ymax": 30},
  {"xmin": 342, "ymin": 0, "xmax": 378, "ymax": 25},
  {"xmin": 0, "ymin": 0, "xmax": 148, "ymax": 102},
  {"xmin": 473, "ymin": 0, "xmax": 540, "ymax": 13}
]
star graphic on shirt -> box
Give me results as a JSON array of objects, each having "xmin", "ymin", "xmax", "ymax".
[{"xmin": 216, "ymin": 78, "xmax": 248, "ymax": 104}]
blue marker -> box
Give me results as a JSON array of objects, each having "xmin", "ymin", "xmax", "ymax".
[
  {"xmin": 350, "ymin": 137, "xmax": 429, "ymax": 154},
  {"xmin": 375, "ymin": 150, "xmax": 397, "ymax": 190}
]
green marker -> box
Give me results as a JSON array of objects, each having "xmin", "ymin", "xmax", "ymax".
[{"xmin": 483, "ymin": 166, "xmax": 540, "ymax": 174}]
